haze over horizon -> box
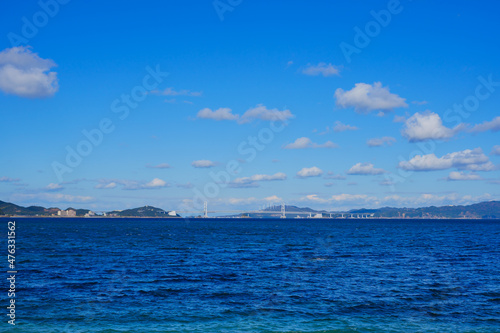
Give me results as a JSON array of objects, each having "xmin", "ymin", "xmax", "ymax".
[{"xmin": 1, "ymin": 1, "xmax": 500, "ymax": 212}]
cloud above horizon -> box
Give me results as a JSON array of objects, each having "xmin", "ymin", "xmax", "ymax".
[
  {"xmin": 333, "ymin": 121, "xmax": 358, "ymax": 132},
  {"xmin": 149, "ymin": 87, "xmax": 202, "ymax": 97},
  {"xmin": 367, "ymin": 136, "xmax": 396, "ymax": 147},
  {"xmin": 196, "ymin": 104, "xmax": 294, "ymax": 123},
  {"xmin": 402, "ymin": 111, "xmax": 463, "ymax": 142},
  {"xmin": 302, "ymin": 62, "xmax": 340, "ymax": 77},
  {"xmin": 399, "ymin": 148, "xmax": 495, "ymax": 172},
  {"xmin": 446, "ymin": 171, "xmax": 482, "ymax": 181},
  {"xmin": 191, "ymin": 160, "xmax": 216, "ymax": 168},
  {"xmin": 0, "ymin": 46, "xmax": 58, "ymax": 98},
  {"xmin": 147, "ymin": 163, "xmax": 171, "ymax": 169},
  {"xmin": 283, "ymin": 137, "xmax": 337, "ymax": 149},
  {"xmin": 334, "ymin": 82, "xmax": 407, "ymax": 114},
  {"xmin": 347, "ymin": 163, "xmax": 386, "ymax": 175},
  {"xmin": 95, "ymin": 178, "xmax": 169, "ymax": 190},
  {"xmin": 470, "ymin": 116, "xmax": 500, "ymax": 133},
  {"xmin": 297, "ymin": 167, "xmax": 323, "ymax": 178},
  {"xmin": 229, "ymin": 172, "xmax": 287, "ymax": 188}
]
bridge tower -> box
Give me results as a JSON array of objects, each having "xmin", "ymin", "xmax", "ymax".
[
  {"xmin": 281, "ymin": 202, "xmax": 286, "ymax": 219},
  {"xmin": 203, "ymin": 201, "xmax": 208, "ymax": 218}
]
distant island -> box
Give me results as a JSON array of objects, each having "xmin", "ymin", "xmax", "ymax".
[{"xmin": 0, "ymin": 200, "xmax": 499, "ymax": 219}]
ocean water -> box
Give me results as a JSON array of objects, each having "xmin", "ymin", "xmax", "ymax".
[{"xmin": 4, "ymin": 217, "xmax": 500, "ymax": 332}]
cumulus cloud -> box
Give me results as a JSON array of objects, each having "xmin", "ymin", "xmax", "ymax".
[
  {"xmin": 149, "ymin": 87, "xmax": 202, "ymax": 97},
  {"xmin": 13, "ymin": 193, "xmax": 94, "ymax": 203},
  {"xmin": 347, "ymin": 163, "xmax": 386, "ymax": 175},
  {"xmin": 230, "ymin": 172, "xmax": 287, "ymax": 188},
  {"xmin": 334, "ymin": 82, "xmax": 407, "ymax": 114},
  {"xmin": 197, "ymin": 107, "xmax": 239, "ymax": 121},
  {"xmin": 0, "ymin": 177, "xmax": 20, "ymax": 183},
  {"xmin": 367, "ymin": 136, "xmax": 396, "ymax": 147},
  {"xmin": 393, "ymin": 115, "xmax": 407, "ymax": 123},
  {"xmin": 95, "ymin": 182, "xmax": 117, "ymax": 189},
  {"xmin": 283, "ymin": 137, "xmax": 337, "ymax": 149},
  {"xmin": 492, "ymin": 145, "xmax": 500, "ymax": 156},
  {"xmin": 398, "ymin": 148, "xmax": 494, "ymax": 171},
  {"xmin": 333, "ymin": 121, "xmax": 358, "ymax": 132},
  {"xmin": 95, "ymin": 178, "xmax": 169, "ymax": 190},
  {"xmin": 196, "ymin": 104, "xmax": 294, "ymax": 124},
  {"xmin": 45, "ymin": 183, "xmax": 63, "ymax": 191},
  {"xmin": 192, "ymin": 160, "xmax": 216, "ymax": 168},
  {"xmin": 302, "ymin": 63, "xmax": 340, "ymax": 77},
  {"xmin": 470, "ymin": 116, "xmax": 500, "ymax": 133},
  {"xmin": 297, "ymin": 167, "xmax": 323, "ymax": 178},
  {"xmin": 147, "ymin": 163, "xmax": 171, "ymax": 169},
  {"xmin": 324, "ymin": 171, "xmax": 346, "ymax": 180},
  {"xmin": 0, "ymin": 46, "xmax": 58, "ymax": 98},
  {"xmin": 401, "ymin": 111, "xmax": 463, "ymax": 142},
  {"xmin": 240, "ymin": 104, "xmax": 294, "ymax": 123},
  {"xmin": 446, "ymin": 171, "xmax": 482, "ymax": 181}
]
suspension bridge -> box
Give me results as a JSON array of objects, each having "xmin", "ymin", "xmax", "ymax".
[{"xmin": 175, "ymin": 202, "xmax": 375, "ymax": 219}]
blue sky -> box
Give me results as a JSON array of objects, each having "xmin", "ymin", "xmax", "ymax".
[{"xmin": 0, "ymin": 0, "xmax": 499, "ymax": 213}]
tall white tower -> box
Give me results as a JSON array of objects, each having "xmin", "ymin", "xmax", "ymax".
[{"xmin": 281, "ymin": 203, "xmax": 286, "ymax": 219}]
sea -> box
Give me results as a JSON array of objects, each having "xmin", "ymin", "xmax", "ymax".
[{"xmin": 3, "ymin": 217, "xmax": 500, "ymax": 332}]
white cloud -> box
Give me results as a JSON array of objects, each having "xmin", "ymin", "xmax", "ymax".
[
  {"xmin": 230, "ymin": 173, "xmax": 287, "ymax": 188},
  {"xmin": 95, "ymin": 178, "xmax": 169, "ymax": 190},
  {"xmin": 144, "ymin": 178, "xmax": 168, "ymax": 188},
  {"xmin": 393, "ymin": 115, "xmax": 407, "ymax": 123},
  {"xmin": 147, "ymin": 163, "xmax": 171, "ymax": 169},
  {"xmin": 347, "ymin": 163, "xmax": 386, "ymax": 175},
  {"xmin": 402, "ymin": 111, "xmax": 463, "ymax": 142},
  {"xmin": 95, "ymin": 182, "xmax": 117, "ymax": 189},
  {"xmin": 492, "ymin": 145, "xmax": 500, "ymax": 156},
  {"xmin": 250, "ymin": 172, "xmax": 287, "ymax": 181},
  {"xmin": 0, "ymin": 46, "xmax": 58, "ymax": 98},
  {"xmin": 398, "ymin": 148, "xmax": 494, "ymax": 171},
  {"xmin": 302, "ymin": 62, "xmax": 340, "ymax": 77},
  {"xmin": 470, "ymin": 116, "xmax": 500, "ymax": 133},
  {"xmin": 240, "ymin": 104, "xmax": 294, "ymax": 123},
  {"xmin": 297, "ymin": 167, "xmax": 323, "ymax": 178},
  {"xmin": 197, "ymin": 107, "xmax": 239, "ymax": 121},
  {"xmin": 197, "ymin": 104, "xmax": 294, "ymax": 124},
  {"xmin": 367, "ymin": 136, "xmax": 396, "ymax": 147},
  {"xmin": 182, "ymin": 195, "xmax": 283, "ymax": 208},
  {"xmin": 283, "ymin": 137, "xmax": 337, "ymax": 149},
  {"xmin": 333, "ymin": 121, "xmax": 358, "ymax": 132},
  {"xmin": 324, "ymin": 171, "xmax": 346, "ymax": 180},
  {"xmin": 334, "ymin": 82, "xmax": 407, "ymax": 114},
  {"xmin": 192, "ymin": 160, "xmax": 216, "ymax": 168},
  {"xmin": 12, "ymin": 193, "xmax": 94, "ymax": 203},
  {"xmin": 150, "ymin": 87, "xmax": 202, "ymax": 97},
  {"xmin": 446, "ymin": 171, "xmax": 482, "ymax": 181},
  {"xmin": 0, "ymin": 177, "xmax": 20, "ymax": 183},
  {"xmin": 45, "ymin": 183, "xmax": 63, "ymax": 191}
]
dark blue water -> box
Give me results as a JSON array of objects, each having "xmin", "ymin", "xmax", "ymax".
[{"xmin": 3, "ymin": 218, "xmax": 500, "ymax": 332}]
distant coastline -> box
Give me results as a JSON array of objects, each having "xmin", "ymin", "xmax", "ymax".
[{"xmin": 1, "ymin": 200, "xmax": 499, "ymax": 219}]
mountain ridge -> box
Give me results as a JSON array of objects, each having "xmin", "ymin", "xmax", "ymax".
[{"xmin": 0, "ymin": 200, "xmax": 499, "ymax": 219}]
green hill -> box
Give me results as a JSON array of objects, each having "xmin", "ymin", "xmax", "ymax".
[{"xmin": 108, "ymin": 205, "xmax": 180, "ymax": 217}]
